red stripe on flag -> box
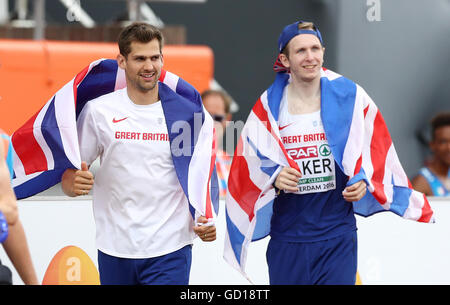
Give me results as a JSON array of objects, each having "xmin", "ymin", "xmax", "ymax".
[
  {"xmin": 353, "ymin": 106, "xmax": 369, "ymax": 175},
  {"xmin": 159, "ymin": 69, "xmax": 167, "ymax": 82},
  {"xmin": 363, "ymin": 105, "xmax": 369, "ymax": 118},
  {"xmin": 369, "ymin": 110, "xmax": 392, "ymax": 204},
  {"xmin": 228, "ymin": 140, "xmax": 261, "ymax": 221},
  {"xmin": 353, "ymin": 107, "xmax": 369, "ymax": 176},
  {"xmin": 251, "ymin": 99, "xmax": 299, "ymax": 171},
  {"xmin": 73, "ymin": 65, "xmax": 90, "ymax": 107},
  {"xmin": 418, "ymin": 194, "xmax": 434, "ymax": 223},
  {"xmin": 204, "ymin": 127, "xmax": 216, "ymax": 219},
  {"xmin": 11, "ymin": 110, "xmax": 48, "ymax": 175},
  {"xmin": 407, "ymin": 178, "xmax": 413, "ymax": 189}
]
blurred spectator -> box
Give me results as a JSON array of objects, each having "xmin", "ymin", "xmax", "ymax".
[
  {"xmin": 0, "ymin": 129, "xmax": 38, "ymax": 285},
  {"xmin": 201, "ymin": 89, "xmax": 233, "ymax": 198},
  {"xmin": 412, "ymin": 112, "xmax": 450, "ymax": 196}
]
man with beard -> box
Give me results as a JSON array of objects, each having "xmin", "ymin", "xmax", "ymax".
[{"xmin": 61, "ymin": 22, "xmax": 216, "ymax": 285}]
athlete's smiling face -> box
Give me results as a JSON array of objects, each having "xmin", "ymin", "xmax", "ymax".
[
  {"xmin": 117, "ymin": 39, "xmax": 163, "ymax": 93},
  {"xmin": 280, "ymin": 34, "xmax": 324, "ymax": 83}
]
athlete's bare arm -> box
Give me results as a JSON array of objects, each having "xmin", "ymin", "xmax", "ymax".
[{"xmin": 411, "ymin": 175, "xmax": 433, "ymax": 196}]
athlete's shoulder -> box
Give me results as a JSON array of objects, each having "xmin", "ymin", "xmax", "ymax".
[
  {"xmin": 91, "ymin": 87, "xmax": 123, "ymax": 103},
  {"xmin": 159, "ymin": 70, "xmax": 200, "ymax": 98},
  {"xmin": 84, "ymin": 88, "xmax": 125, "ymax": 112},
  {"xmin": 321, "ymin": 68, "xmax": 344, "ymax": 81},
  {"xmin": 159, "ymin": 82, "xmax": 202, "ymax": 111},
  {"xmin": 321, "ymin": 68, "xmax": 358, "ymax": 87},
  {"xmin": 159, "ymin": 73, "xmax": 201, "ymax": 107}
]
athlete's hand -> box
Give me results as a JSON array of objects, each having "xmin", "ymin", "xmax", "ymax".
[
  {"xmin": 61, "ymin": 161, "xmax": 94, "ymax": 197},
  {"xmin": 193, "ymin": 216, "xmax": 216, "ymax": 242},
  {"xmin": 342, "ymin": 180, "xmax": 367, "ymax": 202},
  {"xmin": 274, "ymin": 167, "xmax": 302, "ymax": 193}
]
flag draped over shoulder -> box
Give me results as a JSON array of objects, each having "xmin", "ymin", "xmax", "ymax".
[
  {"xmin": 223, "ymin": 68, "xmax": 435, "ymax": 280},
  {"xmin": 11, "ymin": 58, "xmax": 218, "ymax": 220}
]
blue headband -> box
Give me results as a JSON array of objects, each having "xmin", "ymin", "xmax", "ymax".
[{"xmin": 277, "ymin": 21, "xmax": 323, "ymax": 53}]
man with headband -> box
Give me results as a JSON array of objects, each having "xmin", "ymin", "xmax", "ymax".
[
  {"xmin": 269, "ymin": 20, "xmax": 363, "ymax": 285},
  {"xmin": 224, "ymin": 20, "xmax": 433, "ymax": 285}
]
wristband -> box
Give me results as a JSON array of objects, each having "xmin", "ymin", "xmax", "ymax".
[{"xmin": 272, "ymin": 181, "xmax": 282, "ymax": 196}]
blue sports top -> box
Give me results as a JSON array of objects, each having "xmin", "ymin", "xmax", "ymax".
[
  {"xmin": 270, "ymin": 161, "xmax": 357, "ymax": 242},
  {"xmin": 271, "ymin": 94, "xmax": 357, "ymax": 242},
  {"xmin": 419, "ymin": 167, "xmax": 450, "ymax": 197}
]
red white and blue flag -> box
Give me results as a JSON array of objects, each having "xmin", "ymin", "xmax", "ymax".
[
  {"xmin": 223, "ymin": 68, "xmax": 435, "ymax": 280},
  {"xmin": 11, "ymin": 58, "xmax": 218, "ymax": 221}
]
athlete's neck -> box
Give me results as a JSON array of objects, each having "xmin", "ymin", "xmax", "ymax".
[
  {"xmin": 126, "ymin": 85, "xmax": 160, "ymax": 106},
  {"xmin": 287, "ymin": 75, "xmax": 321, "ymax": 114}
]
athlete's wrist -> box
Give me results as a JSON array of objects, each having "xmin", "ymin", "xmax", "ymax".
[
  {"xmin": 61, "ymin": 168, "xmax": 78, "ymax": 197},
  {"xmin": 272, "ymin": 181, "xmax": 282, "ymax": 196}
]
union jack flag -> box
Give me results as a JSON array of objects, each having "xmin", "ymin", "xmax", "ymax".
[
  {"xmin": 223, "ymin": 68, "xmax": 435, "ymax": 280},
  {"xmin": 10, "ymin": 58, "xmax": 218, "ymax": 221}
]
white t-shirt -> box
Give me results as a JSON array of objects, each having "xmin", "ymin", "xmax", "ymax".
[
  {"xmin": 278, "ymin": 86, "xmax": 337, "ymax": 195},
  {"xmin": 77, "ymin": 87, "xmax": 195, "ymax": 258}
]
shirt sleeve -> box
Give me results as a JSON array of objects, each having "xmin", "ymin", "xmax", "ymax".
[{"xmin": 77, "ymin": 103, "xmax": 101, "ymax": 166}]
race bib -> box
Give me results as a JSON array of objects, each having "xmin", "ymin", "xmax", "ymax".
[{"xmin": 280, "ymin": 112, "xmax": 336, "ymax": 195}]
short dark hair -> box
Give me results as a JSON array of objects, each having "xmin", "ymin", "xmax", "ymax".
[
  {"xmin": 118, "ymin": 22, "xmax": 164, "ymax": 57},
  {"xmin": 431, "ymin": 112, "xmax": 450, "ymax": 140},
  {"xmin": 201, "ymin": 89, "xmax": 232, "ymax": 114}
]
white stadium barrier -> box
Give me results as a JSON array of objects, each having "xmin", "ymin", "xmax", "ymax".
[{"xmin": 0, "ymin": 196, "xmax": 448, "ymax": 285}]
